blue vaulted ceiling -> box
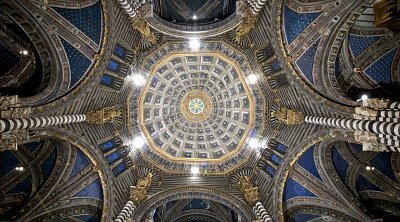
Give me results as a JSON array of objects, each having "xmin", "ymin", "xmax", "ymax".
[
  {"xmin": 283, "ymin": 177, "xmax": 317, "ymax": 202},
  {"xmin": 52, "ymin": 2, "xmax": 103, "ymax": 44},
  {"xmin": 283, "ymin": 5, "xmax": 321, "ymax": 45},
  {"xmin": 182, "ymin": 199, "xmax": 214, "ymax": 212},
  {"xmin": 348, "ymin": 34, "xmax": 383, "ymax": 58},
  {"xmin": 295, "ymin": 38, "xmax": 321, "ymax": 84},
  {"xmin": 60, "ymin": 38, "xmax": 92, "ymax": 88},
  {"xmin": 154, "ymin": 0, "xmax": 236, "ymax": 25},
  {"xmin": 289, "ymin": 213, "xmax": 320, "ymax": 222},
  {"xmin": 297, "ymin": 145, "xmax": 322, "ymax": 181},
  {"xmin": 0, "ymin": 141, "xmax": 103, "ymax": 221},
  {"xmin": 363, "ymin": 47, "xmax": 398, "ymax": 84}
]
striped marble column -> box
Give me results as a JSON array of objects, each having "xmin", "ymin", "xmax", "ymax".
[
  {"xmin": 114, "ymin": 201, "xmax": 136, "ymax": 222},
  {"xmin": 0, "ymin": 114, "xmax": 86, "ymax": 133},
  {"xmin": 305, "ymin": 116, "xmax": 400, "ymax": 137},
  {"xmin": 378, "ymin": 134, "xmax": 400, "ymax": 148},
  {"xmin": 253, "ymin": 201, "xmax": 273, "ymax": 222},
  {"xmin": 377, "ymin": 110, "xmax": 400, "ymax": 118}
]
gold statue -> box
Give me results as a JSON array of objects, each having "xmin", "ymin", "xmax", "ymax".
[
  {"xmin": 238, "ymin": 176, "xmax": 260, "ymax": 205},
  {"xmin": 132, "ymin": 4, "xmax": 156, "ymax": 44},
  {"xmin": 235, "ymin": 4, "xmax": 258, "ymax": 42},
  {"xmin": 130, "ymin": 173, "xmax": 152, "ymax": 205},
  {"xmin": 271, "ymin": 107, "xmax": 304, "ymax": 125},
  {"xmin": 85, "ymin": 106, "xmax": 122, "ymax": 124}
]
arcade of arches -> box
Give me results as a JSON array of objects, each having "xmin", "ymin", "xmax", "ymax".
[{"xmin": 0, "ymin": 0, "xmax": 400, "ymax": 221}]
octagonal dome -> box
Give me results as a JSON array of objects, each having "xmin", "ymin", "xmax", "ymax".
[{"xmin": 139, "ymin": 53, "xmax": 254, "ymax": 161}]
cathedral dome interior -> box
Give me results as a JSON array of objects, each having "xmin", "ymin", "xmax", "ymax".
[{"xmin": 0, "ymin": 0, "xmax": 400, "ymax": 221}]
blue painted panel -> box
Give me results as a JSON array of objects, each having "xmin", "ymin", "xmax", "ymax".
[
  {"xmin": 296, "ymin": 39, "xmax": 320, "ymax": 84},
  {"xmin": 70, "ymin": 149, "xmax": 91, "ymax": 178},
  {"xmin": 74, "ymin": 215, "xmax": 99, "ymax": 222},
  {"xmin": 24, "ymin": 141, "xmax": 42, "ymax": 153},
  {"xmin": 271, "ymin": 154, "xmax": 282, "ymax": 165},
  {"xmin": 284, "ymin": 5, "xmax": 321, "ymax": 44},
  {"xmin": 332, "ymin": 147, "xmax": 349, "ymax": 183},
  {"xmin": 112, "ymin": 162, "xmax": 126, "ymax": 176},
  {"xmin": 0, "ymin": 151, "xmax": 21, "ymax": 179},
  {"xmin": 356, "ymin": 174, "xmax": 383, "ymax": 192},
  {"xmin": 107, "ymin": 60, "xmax": 119, "ymax": 72},
  {"xmin": 52, "ymin": 2, "xmax": 102, "ymax": 44},
  {"xmin": 100, "ymin": 140, "xmax": 115, "ymax": 152},
  {"xmin": 369, "ymin": 152, "xmax": 396, "ymax": 181},
  {"xmin": 276, "ymin": 143, "xmax": 288, "ymax": 153},
  {"xmin": 297, "ymin": 145, "xmax": 322, "ymax": 181},
  {"xmin": 73, "ymin": 178, "xmax": 104, "ymax": 201},
  {"xmin": 364, "ymin": 47, "xmax": 397, "ymax": 83},
  {"xmin": 101, "ymin": 75, "xmax": 113, "ymax": 86},
  {"xmin": 166, "ymin": 200, "xmax": 177, "ymax": 211},
  {"xmin": 113, "ymin": 44, "xmax": 126, "ymax": 58},
  {"xmin": 289, "ymin": 214, "xmax": 320, "ymax": 222},
  {"xmin": 266, "ymin": 165, "xmax": 276, "ymax": 176},
  {"xmin": 6, "ymin": 178, "xmax": 32, "ymax": 195},
  {"xmin": 283, "ymin": 177, "xmax": 317, "ymax": 202},
  {"xmin": 106, "ymin": 152, "xmax": 120, "ymax": 164},
  {"xmin": 271, "ymin": 60, "xmax": 281, "ymax": 72},
  {"xmin": 60, "ymin": 38, "xmax": 92, "ymax": 88},
  {"xmin": 182, "ymin": 199, "xmax": 214, "ymax": 212},
  {"xmin": 348, "ymin": 34, "xmax": 382, "ymax": 58},
  {"xmin": 41, "ymin": 148, "xmax": 57, "ymax": 182}
]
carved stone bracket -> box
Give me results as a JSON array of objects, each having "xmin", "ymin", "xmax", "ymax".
[
  {"xmin": 0, "ymin": 129, "xmax": 30, "ymax": 152},
  {"xmin": 362, "ymin": 98, "xmax": 390, "ymax": 109},
  {"xmin": 0, "ymin": 95, "xmax": 31, "ymax": 118}
]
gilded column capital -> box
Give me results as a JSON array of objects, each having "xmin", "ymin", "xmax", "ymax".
[
  {"xmin": 85, "ymin": 106, "xmax": 122, "ymax": 124},
  {"xmin": 354, "ymin": 130, "xmax": 387, "ymax": 152},
  {"xmin": 237, "ymin": 176, "xmax": 260, "ymax": 206},
  {"xmin": 271, "ymin": 107, "xmax": 304, "ymax": 125},
  {"xmin": 130, "ymin": 173, "xmax": 152, "ymax": 205}
]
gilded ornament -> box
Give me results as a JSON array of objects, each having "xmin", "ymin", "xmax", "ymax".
[
  {"xmin": 354, "ymin": 130, "xmax": 387, "ymax": 152},
  {"xmin": 237, "ymin": 176, "xmax": 260, "ymax": 206},
  {"xmin": 354, "ymin": 107, "xmax": 378, "ymax": 117},
  {"xmin": 132, "ymin": 4, "xmax": 156, "ymax": 44},
  {"xmin": 235, "ymin": 4, "xmax": 258, "ymax": 42},
  {"xmin": 130, "ymin": 173, "xmax": 152, "ymax": 205},
  {"xmin": 180, "ymin": 91, "xmax": 212, "ymax": 123},
  {"xmin": 85, "ymin": 106, "xmax": 122, "ymax": 124},
  {"xmin": 271, "ymin": 107, "xmax": 304, "ymax": 125}
]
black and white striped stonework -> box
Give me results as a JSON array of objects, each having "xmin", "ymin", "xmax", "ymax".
[
  {"xmin": 378, "ymin": 134, "xmax": 400, "ymax": 148},
  {"xmin": 305, "ymin": 116, "xmax": 400, "ymax": 137},
  {"xmin": 244, "ymin": 0, "xmax": 267, "ymax": 13},
  {"xmin": 117, "ymin": 0, "xmax": 145, "ymax": 17},
  {"xmin": 0, "ymin": 114, "xmax": 86, "ymax": 133},
  {"xmin": 114, "ymin": 200, "xmax": 135, "ymax": 222},
  {"xmin": 389, "ymin": 102, "xmax": 400, "ymax": 109},
  {"xmin": 354, "ymin": 115, "xmax": 399, "ymax": 123},
  {"xmin": 253, "ymin": 201, "xmax": 273, "ymax": 222},
  {"xmin": 378, "ymin": 110, "xmax": 400, "ymax": 118}
]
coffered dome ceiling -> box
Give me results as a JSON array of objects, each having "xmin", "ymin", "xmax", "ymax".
[
  {"xmin": 130, "ymin": 42, "xmax": 267, "ymax": 173},
  {"xmin": 139, "ymin": 53, "xmax": 254, "ymax": 161}
]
